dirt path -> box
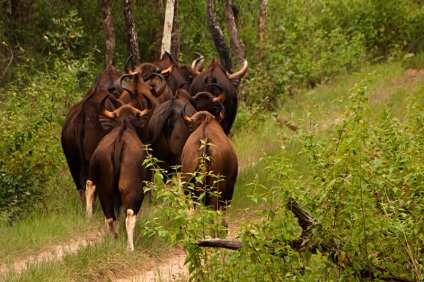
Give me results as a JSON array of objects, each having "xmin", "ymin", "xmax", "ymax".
[
  {"xmin": 0, "ymin": 229, "xmax": 105, "ymax": 275},
  {"xmin": 116, "ymin": 247, "xmax": 189, "ymax": 282}
]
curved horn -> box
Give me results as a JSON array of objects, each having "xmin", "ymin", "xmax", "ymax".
[
  {"xmin": 209, "ymin": 83, "xmax": 225, "ymax": 103},
  {"xmin": 125, "ymin": 54, "xmax": 134, "ymax": 74},
  {"xmin": 100, "ymin": 95, "xmax": 116, "ymax": 119},
  {"xmin": 164, "ymin": 50, "xmax": 178, "ymax": 66},
  {"xmin": 160, "ymin": 64, "xmax": 174, "ymax": 75},
  {"xmin": 192, "ymin": 91, "xmax": 213, "ymax": 101},
  {"xmin": 119, "ymin": 74, "xmax": 134, "ymax": 91},
  {"xmin": 228, "ymin": 58, "xmax": 248, "ymax": 80},
  {"xmin": 136, "ymin": 93, "xmax": 153, "ymax": 117},
  {"xmin": 149, "ymin": 73, "xmax": 167, "ymax": 95},
  {"xmin": 181, "ymin": 102, "xmax": 192, "ymax": 122},
  {"xmin": 191, "ymin": 52, "xmax": 205, "ymax": 77},
  {"xmin": 191, "ymin": 52, "xmax": 205, "ymax": 71},
  {"xmin": 179, "ymin": 82, "xmax": 188, "ymax": 89},
  {"xmin": 119, "ymin": 74, "xmax": 137, "ymax": 105}
]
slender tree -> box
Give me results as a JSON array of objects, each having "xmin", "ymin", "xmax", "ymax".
[
  {"xmin": 206, "ymin": 0, "xmax": 232, "ymax": 71},
  {"xmin": 161, "ymin": 0, "xmax": 175, "ymax": 56},
  {"xmin": 222, "ymin": 0, "xmax": 245, "ymax": 59},
  {"xmin": 256, "ymin": 0, "xmax": 267, "ymax": 60},
  {"xmin": 170, "ymin": 0, "xmax": 180, "ymax": 60},
  {"xmin": 124, "ymin": 0, "xmax": 140, "ymax": 67},
  {"xmin": 101, "ymin": 0, "xmax": 115, "ymax": 69}
]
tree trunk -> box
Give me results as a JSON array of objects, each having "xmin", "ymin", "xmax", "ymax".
[
  {"xmin": 124, "ymin": 0, "xmax": 140, "ymax": 67},
  {"xmin": 161, "ymin": 0, "xmax": 175, "ymax": 57},
  {"xmin": 101, "ymin": 0, "xmax": 115, "ymax": 69},
  {"xmin": 206, "ymin": 0, "xmax": 232, "ymax": 71},
  {"xmin": 170, "ymin": 0, "xmax": 180, "ymax": 61},
  {"xmin": 222, "ymin": 0, "xmax": 245, "ymax": 59},
  {"xmin": 256, "ymin": 0, "xmax": 267, "ymax": 60}
]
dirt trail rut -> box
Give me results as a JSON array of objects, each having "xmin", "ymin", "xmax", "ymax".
[{"xmin": 0, "ymin": 229, "xmax": 105, "ymax": 275}]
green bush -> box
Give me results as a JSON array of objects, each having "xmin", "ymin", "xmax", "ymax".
[
  {"xmin": 0, "ymin": 42, "xmax": 97, "ymax": 223},
  {"xmin": 145, "ymin": 76, "xmax": 424, "ymax": 280}
]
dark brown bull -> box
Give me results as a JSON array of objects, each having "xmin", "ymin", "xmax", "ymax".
[
  {"xmin": 188, "ymin": 58, "xmax": 248, "ymax": 135},
  {"xmin": 118, "ymin": 73, "xmax": 168, "ymax": 144},
  {"xmin": 180, "ymin": 108, "xmax": 238, "ymax": 229},
  {"xmin": 126, "ymin": 52, "xmax": 204, "ymax": 94},
  {"xmin": 86, "ymin": 93, "xmax": 152, "ymax": 251},
  {"xmin": 147, "ymin": 88, "xmax": 197, "ymax": 174},
  {"xmin": 192, "ymin": 83, "xmax": 225, "ymax": 121},
  {"xmin": 152, "ymin": 51, "xmax": 205, "ymax": 92},
  {"xmin": 95, "ymin": 65, "xmax": 126, "ymax": 97},
  {"xmin": 122, "ymin": 64, "xmax": 172, "ymax": 105},
  {"xmin": 61, "ymin": 68, "xmax": 122, "ymax": 210}
]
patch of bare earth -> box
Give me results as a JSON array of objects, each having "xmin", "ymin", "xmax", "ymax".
[
  {"xmin": 115, "ymin": 210, "xmax": 245, "ymax": 282},
  {"xmin": 115, "ymin": 247, "xmax": 189, "ymax": 282},
  {"xmin": 0, "ymin": 228, "xmax": 105, "ymax": 275},
  {"xmin": 370, "ymin": 68, "xmax": 424, "ymax": 104}
]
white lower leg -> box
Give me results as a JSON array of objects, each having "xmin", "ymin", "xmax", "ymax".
[
  {"xmin": 125, "ymin": 209, "xmax": 137, "ymax": 252},
  {"xmin": 105, "ymin": 217, "xmax": 115, "ymax": 234},
  {"xmin": 85, "ymin": 180, "xmax": 96, "ymax": 218}
]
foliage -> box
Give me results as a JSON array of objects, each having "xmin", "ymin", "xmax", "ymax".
[
  {"xmin": 238, "ymin": 0, "xmax": 424, "ymax": 110},
  {"xmin": 232, "ymin": 76, "xmax": 423, "ymax": 280},
  {"xmin": 0, "ymin": 39, "xmax": 97, "ymax": 223},
  {"xmin": 142, "ymin": 75, "xmax": 424, "ymax": 280}
]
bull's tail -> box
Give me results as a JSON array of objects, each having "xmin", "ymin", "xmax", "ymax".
[
  {"xmin": 112, "ymin": 122, "xmax": 127, "ymax": 206},
  {"xmin": 148, "ymin": 99, "xmax": 176, "ymax": 144}
]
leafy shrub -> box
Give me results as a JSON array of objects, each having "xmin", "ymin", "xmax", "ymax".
[
  {"xmin": 0, "ymin": 43, "xmax": 97, "ymax": 223},
  {"xmin": 146, "ymin": 76, "xmax": 424, "ymax": 280}
]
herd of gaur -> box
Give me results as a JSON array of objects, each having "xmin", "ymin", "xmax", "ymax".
[{"xmin": 61, "ymin": 51, "xmax": 248, "ymax": 251}]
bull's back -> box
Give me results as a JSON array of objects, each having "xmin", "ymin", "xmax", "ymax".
[{"xmin": 181, "ymin": 123, "xmax": 238, "ymax": 183}]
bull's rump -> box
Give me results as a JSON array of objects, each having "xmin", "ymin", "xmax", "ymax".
[
  {"xmin": 180, "ymin": 133, "xmax": 238, "ymax": 206},
  {"xmin": 88, "ymin": 130, "xmax": 149, "ymax": 214}
]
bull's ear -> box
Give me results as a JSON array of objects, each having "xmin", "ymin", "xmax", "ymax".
[
  {"xmin": 98, "ymin": 115, "xmax": 117, "ymax": 131},
  {"xmin": 230, "ymin": 77, "xmax": 241, "ymax": 88},
  {"xmin": 138, "ymin": 114, "xmax": 150, "ymax": 128}
]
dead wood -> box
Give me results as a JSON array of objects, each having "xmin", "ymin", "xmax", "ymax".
[
  {"xmin": 196, "ymin": 238, "xmax": 242, "ymax": 250},
  {"xmin": 195, "ymin": 197, "xmax": 414, "ymax": 282},
  {"xmin": 276, "ymin": 118, "xmax": 298, "ymax": 132}
]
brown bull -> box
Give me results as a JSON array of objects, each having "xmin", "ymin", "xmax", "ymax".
[
  {"xmin": 120, "ymin": 68, "xmax": 171, "ymax": 106},
  {"xmin": 95, "ymin": 65, "xmax": 126, "ymax": 97},
  {"xmin": 147, "ymin": 88, "xmax": 197, "ymax": 174},
  {"xmin": 118, "ymin": 73, "xmax": 167, "ymax": 143},
  {"xmin": 126, "ymin": 51, "xmax": 204, "ymax": 94},
  {"xmin": 86, "ymin": 93, "xmax": 152, "ymax": 252},
  {"xmin": 153, "ymin": 51, "xmax": 205, "ymax": 93},
  {"xmin": 188, "ymin": 58, "xmax": 248, "ymax": 135},
  {"xmin": 180, "ymin": 108, "xmax": 238, "ymax": 229},
  {"xmin": 61, "ymin": 68, "xmax": 122, "ymax": 209}
]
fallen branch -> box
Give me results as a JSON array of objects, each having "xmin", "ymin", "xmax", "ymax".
[
  {"xmin": 196, "ymin": 238, "xmax": 242, "ymax": 250},
  {"xmin": 276, "ymin": 117, "xmax": 298, "ymax": 132},
  {"xmin": 196, "ymin": 197, "xmax": 414, "ymax": 282}
]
